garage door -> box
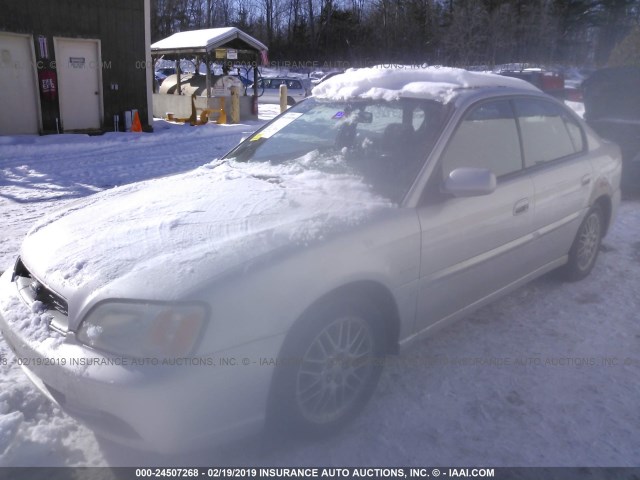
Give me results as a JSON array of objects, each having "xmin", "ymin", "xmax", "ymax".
[{"xmin": 0, "ymin": 33, "xmax": 40, "ymax": 135}]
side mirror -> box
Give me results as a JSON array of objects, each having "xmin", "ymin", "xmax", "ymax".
[{"xmin": 444, "ymin": 167, "xmax": 497, "ymax": 197}]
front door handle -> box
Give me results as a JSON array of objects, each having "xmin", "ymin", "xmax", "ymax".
[
  {"xmin": 581, "ymin": 174, "xmax": 591, "ymax": 186},
  {"xmin": 514, "ymin": 198, "xmax": 529, "ymax": 216}
]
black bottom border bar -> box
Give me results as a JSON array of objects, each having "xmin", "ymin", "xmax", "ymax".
[{"xmin": 0, "ymin": 467, "xmax": 638, "ymax": 480}]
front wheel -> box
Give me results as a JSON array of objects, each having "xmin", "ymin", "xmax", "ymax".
[
  {"xmin": 269, "ymin": 300, "xmax": 385, "ymax": 436},
  {"xmin": 561, "ymin": 204, "xmax": 604, "ymax": 281}
]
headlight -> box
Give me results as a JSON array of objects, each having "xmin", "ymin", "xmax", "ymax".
[{"xmin": 77, "ymin": 301, "xmax": 208, "ymax": 358}]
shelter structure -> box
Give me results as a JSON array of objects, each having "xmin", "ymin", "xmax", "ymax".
[{"xmin": 151, "ymin": 28, "xmax": 268, "ymax": 120}]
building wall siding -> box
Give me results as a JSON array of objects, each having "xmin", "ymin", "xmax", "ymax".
[{"xmin": 0, "ymin": 0, "xmax": 149, "ymax": 133}]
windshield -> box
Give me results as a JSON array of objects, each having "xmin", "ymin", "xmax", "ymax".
[{"xmin": 225, "ymin": 98, "xmax": 448, "ymax": 203}]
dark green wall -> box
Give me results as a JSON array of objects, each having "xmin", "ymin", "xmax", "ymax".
[{"xmin": 0, "ymin": 0, "xmax": 149, "ymax": 133}]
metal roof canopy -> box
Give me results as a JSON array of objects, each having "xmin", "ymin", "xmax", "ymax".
[
  {"xmin": 151, "ymin": 27, "xmax": 267, "ymax": 56},
  {"xmin": 151, "ymin": 27, "xmax": 267, "ymax": 100}
]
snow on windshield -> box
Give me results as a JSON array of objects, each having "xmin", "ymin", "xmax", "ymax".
[
  {"xmin": 227, "ymin": 98, "xmax": 447, "ymax": 202},
  {"xmin": 312, "ymin": 65, "xmax": 539, "ymax": 102}
]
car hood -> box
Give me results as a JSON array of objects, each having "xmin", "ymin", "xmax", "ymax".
[{"xmin": 20, "ymin": 159, "xmax": 392, "ymax": 306}]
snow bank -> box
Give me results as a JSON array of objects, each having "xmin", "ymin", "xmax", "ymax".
[{"xmin": 312, "ymin": 66, "xmax": 539, "ymax": 102}]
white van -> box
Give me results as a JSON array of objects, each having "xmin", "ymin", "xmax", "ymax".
[{"xmin": 252, "ymin": 76, "xmax": 309, "ymax": 105}]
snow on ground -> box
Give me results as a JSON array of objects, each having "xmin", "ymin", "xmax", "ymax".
[
  {"xmin": 0, "ymin": 106, "xmax": 278, "ymax": 467},
  {"xmin": 0, "ymin": 102, "xmax": 639, "ymax": 467},
  {"xmin": 0, "ymin": 106, "xmax": 281, "ymax": 275}
]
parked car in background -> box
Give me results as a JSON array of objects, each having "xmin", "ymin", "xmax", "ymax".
[
  {"xmin": 0, "ymin": 67, "xmax": 621, "ymax": 454},
  {"xmin": 252, "ymin": 76, "xmax": 309, "ymax": 105},
  {"xmin": 315, "ymin": 70, "xmax": 345, "ymax": 86},
  {"xmin": 498, "ymin": 67, "xmax": 565, "ymax": 97},
  {"xmin": 583, "ymin": 66, "xmax": 640, "ymax": 194},
  {"xmin": 309, "ymin": 70, "xmax": 326, "ymax": 86}
]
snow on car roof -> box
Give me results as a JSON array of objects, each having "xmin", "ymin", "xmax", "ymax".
[{"xmin": 312, "ymin": 65, "xmax": 539, "ymax": 102}]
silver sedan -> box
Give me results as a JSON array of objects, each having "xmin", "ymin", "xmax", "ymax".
[{"xmin": 0, "ymin": 68, "xmax": 621, "ymax": 452}]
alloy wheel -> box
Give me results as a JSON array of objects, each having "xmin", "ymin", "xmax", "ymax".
[
  {"xmin": 295, "ymin": 315, "xmax": 375, "ymax": 424},
  {"xmin": 576, "ymin": 212, "xmax": 601, "ymax": 271}
]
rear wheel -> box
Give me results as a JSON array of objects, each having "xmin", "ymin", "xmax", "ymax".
[
  {"xmin": 270, "ymin": 299, "xmax": 385, "ymax": 436},
  {"xmin": 561, "ymin": 204, "xmax": 603, "ymax": 281}
]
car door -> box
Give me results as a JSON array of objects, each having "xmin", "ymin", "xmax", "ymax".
[
  {"xmin": 414, "ymin": 99, "xmax": 537, "ymax": 333},
  {"xmin": 265, "ymin": 78, "xmax": 285, "ymax": 102},
  {"xmin": 286, "ymin": 79, "xmax": 306, "ymax": 102},
  {"xmin": 512, "ymin": 98, "xmax": 594, "ymax": 261}
]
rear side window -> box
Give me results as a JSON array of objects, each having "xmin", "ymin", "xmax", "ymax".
[
  {"xmin": 265, "ymin": 79, "xmax": 285, "ymax": 88},
  {"xmin": 514, "ymin": 98, "xmax": 584, "ymax": 167},
  {"xmin": 441, "ymin": 100, "xmax": 522, "ymax": 179}
]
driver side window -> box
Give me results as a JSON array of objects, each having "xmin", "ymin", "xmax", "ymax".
[{"xmin": 441, "ymin": 100, "xmax": 523, "ymax": 181}]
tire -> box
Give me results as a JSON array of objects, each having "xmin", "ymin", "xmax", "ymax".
[
  {"xmin": 269, "ymin": 298, "xmax": 385, "ymax": 436},
  {"xmin": 561, "ymin": 204, "xmax": 604, "ymax": 281}
]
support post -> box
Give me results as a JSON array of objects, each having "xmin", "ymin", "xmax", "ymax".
[
  {"xmin": 279, "ymin": 84, "xmax": 288, "ymax": 113},
  {"xmin": 205, "ymin": 56, "xmax": 211, "ymax": 99},
  {"xmin": 253, "ymin": 65, "xmax": 258, "ymax": 95},
  {"xmin": 252, "ymin": 58, "xmax": 259, "ymax": 116},
  {"xmin": 230, "ymin": 86, "xmax": 240, "ymax": 124},
  {"xmin": 176, "ymin": 58, "xmax": 182, "ymax": 95}
]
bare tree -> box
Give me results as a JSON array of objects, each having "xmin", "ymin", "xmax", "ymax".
[{"xmin": 148, "ymin": 0, "xmax": 640, "ymax": 66}]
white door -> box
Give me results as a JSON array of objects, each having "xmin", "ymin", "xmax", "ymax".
[
  {"xmin": 0, "ymin": 33, "xmax": 40, "ymax": 135},
  {"xmin": 54, "ymin": 38, "xmax": 102, "ymax": 130}
]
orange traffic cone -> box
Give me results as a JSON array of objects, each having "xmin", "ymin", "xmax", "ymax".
[{"xmin": 131, "ymin": 110, "xmax": 143, "ymax": 132}]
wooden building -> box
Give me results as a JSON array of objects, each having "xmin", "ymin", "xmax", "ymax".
[{"xmin": 0, "ymin": 0, "xmax": 153, "ymax": 135}]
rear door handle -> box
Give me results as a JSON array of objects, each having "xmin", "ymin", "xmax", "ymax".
[
  {"xmin": 581, "ymin": 174, "xmax": 591, "ymax": 186},
  {"xmin": 513, "ymin": 198, "xmax": 529, "ymax": 216}
]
